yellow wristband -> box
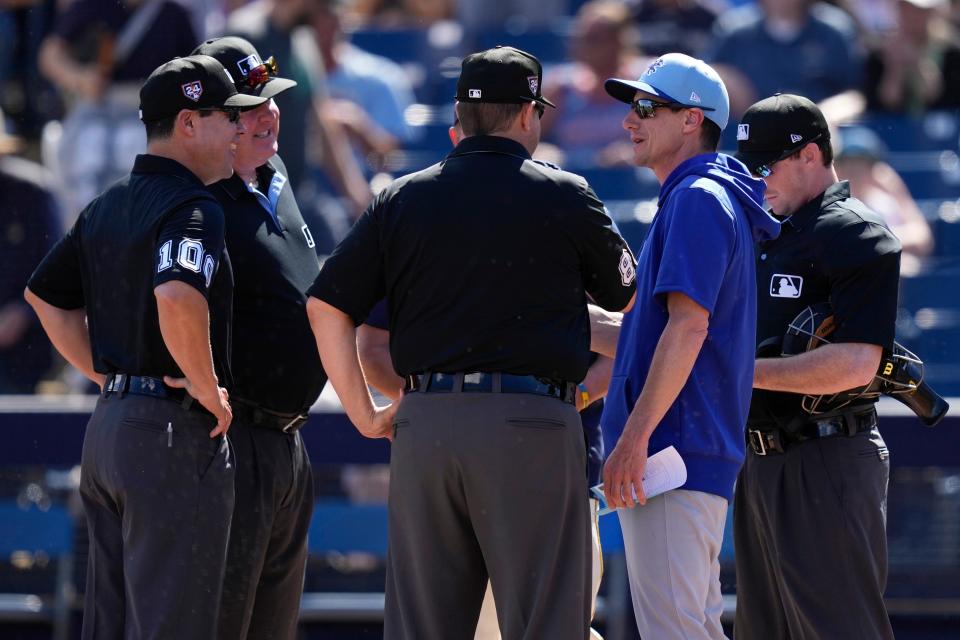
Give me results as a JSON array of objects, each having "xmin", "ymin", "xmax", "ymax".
[{"xmin": 577, "ymin": 383, "xmax": 590, "ymax": 408}]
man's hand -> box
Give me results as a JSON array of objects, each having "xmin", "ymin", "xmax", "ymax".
[
  {"xmin": 358, "ymin": 397, "xmax": 401, "ymax": 441},
  {"xmin": 163, "ymin": 376, "xmax": 232, "ymax": 437},
  {"xmin": 602, "ymin": 425, "xmax": 649, "ymax": 510}
]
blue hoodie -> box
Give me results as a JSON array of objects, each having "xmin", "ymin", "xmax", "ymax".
[{"xmin": 600, "ymin": 153, "xmax": 780, "ymax": 501}]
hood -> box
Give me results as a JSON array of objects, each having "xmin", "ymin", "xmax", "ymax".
[{"xmin": 661, "ymin": 153, "xmax": 780, "ymax": 242}]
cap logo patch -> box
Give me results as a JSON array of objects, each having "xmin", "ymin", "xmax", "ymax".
[
  {"xmin": 619, "ymin": 249, "xmax": 636, "ymax": 287},
  {"xmin": 182, "ymin": 81, "xmax": 203, "ymax": 102},
  {"xmin": 689, "ymin": 91, "xmax": 701, "ymax": 103},
  {"xmin": 737, "ymin": 124, "xmax": 750, "ymax": 141},
  {"xmin": 236, "ymin": 53, "xmax": 262, "ymax": 78},
  {"xmin": 469, "ymin": 89, "xmax": 482, "ymax": 99},
  {"xmin": 790, "ymin": 133, "xmax": 803, "ymax": 144},
  {"xmin": 770, "ymin": 274, "xmax": 803, "ymax": 298},
  {"xmin": 644, "ymin": 57, "xmax": 665, "ymax": 77},
  {"xmin": 527, "ymin": 75, "xmax": 539, "ymax": 96}
]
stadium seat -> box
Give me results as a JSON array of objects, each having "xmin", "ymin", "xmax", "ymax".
[{"xmin": 0, "ymin": 503, "xmax": 73, "ymax": 640}]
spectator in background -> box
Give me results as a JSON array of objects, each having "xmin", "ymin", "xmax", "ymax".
[
  {"xmin": 227, "ymin": 0, "xmax": 373, "ymax": 252},
  {"xmin": 0, "ymin": 0, "xmax": 59, "ymax": 142},
  {"xmin": 628, "ymin": 0, "xmax": 723, "ymax": 58},
  {"xmin": 346, "ymin": 0, "xmax": 454, "ymax": 28},
  {"xmin": 835, "ymin": 125, "xmax": 934, "ymax": 275},
  {"xmin": 309, "ymin": 0, "xmax": 416, "ymax": 174},
  {"xmin": 863, "ymin": 0, "xmax": 960, "ymax": 113},
  {"xmin": 38, "ymin": 0, "xmax": 199, "ymax": 220},
  {"xmin": 0, "ymin": 108, "xmax": 60, "ymax": 393},
  {"xmin": 539, "ymin": 0, "xmax": 649, "ymax": 168},
  {"xmin": 705, "ymin": 0, "xmax": 864, "ymax": 118}
]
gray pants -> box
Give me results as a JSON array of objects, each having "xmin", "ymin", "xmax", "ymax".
[
  {"xmin": 80, "ymin": 393, "xmax": 235, "ymax": 640},
  {"xmin": 216, "ymin": 419, "xmax": 314, "ymax": 640},
  {"xmin": 384, "ymin": 392, "xmax": 591, "ymax": 640},
  {"xmin": 733, "ymin": 427, "xmax": 894, "ymax": 640},
  {"xmin": 618, "ymin": 489, "xmax": 729, "ymax": 640}
]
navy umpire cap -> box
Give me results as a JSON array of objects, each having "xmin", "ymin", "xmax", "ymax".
[
  {"xmin": 139, "ymin": 54, "xmax": 266, "ymax": 122},
  {"xmin": 192, "ymin": 36, "xmax": 298, "ymax": 100},
  {"xmin": 735, "ymin": 94, "xmax": 831, "ymax": 175},
  {"xmin": 456, "ymin": 46, "xmax": 556, "ymax": 109}
]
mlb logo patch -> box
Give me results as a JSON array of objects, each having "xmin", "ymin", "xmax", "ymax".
[
  {"xmin": 236, "ymin": 53, "xmax": 262, "ymax": 77},
  {"xmin": 527, "ymin": 76, "xmax": 539, "ymax": 96},
  {"xmin": 790, "ymin": 133, "xmax": 803, "ymax": 144},
  {"xmin": 737, "ymin": 124, "xmax": 749, "ymax": 141},
  {"xmin": 770, "ymin": 274, "xmax": 803, "ymax": 298},
  {"xmin": 469, "ymin": 89, "xmax": 482, "ymax": 99},
  {"xmin": 182, "ymin": 81, "xmax": 203, "ymax": 102}
]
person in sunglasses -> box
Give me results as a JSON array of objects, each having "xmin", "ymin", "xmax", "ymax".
[
  {"xmin": 600, "ymin": 53, "xmax": 779, "ymax": 639},
  {"xmin": 308, "ymin": 45, "xmax": 636, "ymax": 639},
  {"xmin": 733, "ymin": 94, "xmax": 900, "ymax": 640},
  {"xmin": 25, "ymin": 54, "xmax": 265, "ymax": 639},
  {"xmin": 191, "ymin": 36, "xmax": 325, "ymax": 640}
]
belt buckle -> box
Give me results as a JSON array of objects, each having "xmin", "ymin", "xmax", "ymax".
[
  {"xmin": 282, "ymin": 415, "xmax": 306, "ymax": 433},
  {"xmin": 748, "ymin": 429, "xmax": 768, "ymax": 456}
]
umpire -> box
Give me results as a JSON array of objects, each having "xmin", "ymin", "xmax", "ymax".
[
  {"xmin": 307, "ymin": 46, "xmax": 636, "ymax": 639},
  {"xmin": 192, "ymin": 36, "xmax": 324, "ymax": 640},
  {"xmin": 733, "ymin": 94, "xmax": 901, "ymax": 639},
  {"xmin": 25, "ymin": 55, "xmax": 265, "ymax": 638}
]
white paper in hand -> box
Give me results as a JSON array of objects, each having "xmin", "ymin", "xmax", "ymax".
[{"xmin": 592, "ymin": 446, "xmax": 687, "ymax": 516}]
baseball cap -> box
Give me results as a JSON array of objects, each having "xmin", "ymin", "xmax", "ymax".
[
  {"xmin": 192, "ymin": 37, "xmax": 298, "ymax": 100},
  {"xmin": 604, "ymin": 53, "xmax": 730, "ymax": 129},
  {"xmin": 837, "ymin": 125, "xmax": 886, "ymax": 161},
  {"xmin": 735, "ymin": 94, "xmax": 830, "ymax": 175},
  {"xmin": 139, "ymin": 54, "xmax": 266, "ymax": 123},
  {"xmin": 455, "ymin": 46, "xmax": 556, "ymax": 109}
]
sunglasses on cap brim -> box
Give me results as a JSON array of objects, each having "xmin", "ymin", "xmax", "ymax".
[{"xmin": 244, "ymin": 56, "xmax": 279, "ymax": 88}]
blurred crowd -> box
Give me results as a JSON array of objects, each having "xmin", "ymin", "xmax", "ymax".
[{"xmin": 2, "ymin": 0, "xmax": 958, "ymax": 394}]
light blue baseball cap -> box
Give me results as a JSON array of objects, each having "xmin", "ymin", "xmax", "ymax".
[{"xmin": 605, "ymin": 53, "xmax": 730, "ymax": 130}]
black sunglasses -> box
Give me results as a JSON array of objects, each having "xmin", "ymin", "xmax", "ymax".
[
  {"xmin": 631, "ymin": 98, "xmax": 685, "ymax": 119},
  {"xmin": 753, "ymin": 133, "xmax": 823, "ymax": 177},
  {"xmin": 197, "ymin": 107, "xmax": 242, "ymax": 123},
  {"xmin": 533, "ymin": 102, "xmax": 545, "ymax": 119}
]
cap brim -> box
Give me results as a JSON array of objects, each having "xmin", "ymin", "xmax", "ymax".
[
  {"xmin": 734, "ymin": 149, "xmax": 782, "ymax": 172},
  {"xmin": 604, "ymin": 78, "xmax": 671, "ymax": 104},
  {"xmin": 247, "ymin": 77, "xmax": 297, "ymax": 99},
  {"xmin": 223, "ymin": 93, "xmax": 269, "ymax": 110},
  {"xmin": 534, "ymin": 95, "xmax": 557, "ymax": 109}
]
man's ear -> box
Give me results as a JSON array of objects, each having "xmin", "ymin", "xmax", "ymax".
[
  {"xmin": 683, "ymin": 108, "xmax": 705, "ymax": 133},
  {"xmin": 519, "ymin": 101, "xmax": 537, "ymax": 131},
  {"xmin": 176, "ymin": 109, "xmax": 197, "ymax": 138}
]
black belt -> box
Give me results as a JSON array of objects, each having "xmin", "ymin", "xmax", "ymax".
[
  {"xmin": 404, "ymin": 372, "xmax": 576, "ymax": 405},
  {"xmin": 748, "ymin": 408, "xmax": 878, "ymax": 456},
  {"xmin": 102, "ymin": 374, "xmax": 205, "ymax": 415},
  {"xmin": 231, "ymin": 398, "xmax": 309, "ymax": 434}
]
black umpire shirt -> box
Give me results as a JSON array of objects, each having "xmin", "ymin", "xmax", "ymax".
[
  {"xmin": 211, "ymin": 155, "xmax": 326, "ymax": 414},
  {"xmin": 28, "ymin": 155, "xmax": 233, "ymax": 383},
  {"xmin": 749, "ymin": 180, "xmax": 901, "ymax": 427},
  {"xmin": 308, "ymin": 135, "xmax": 636, "ymax": 382}
]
